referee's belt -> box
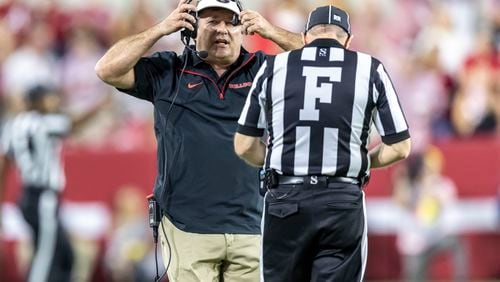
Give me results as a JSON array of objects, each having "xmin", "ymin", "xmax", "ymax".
[{"xmin": 277, "ymin": 175, "xmax": 360, "ymax": 186}]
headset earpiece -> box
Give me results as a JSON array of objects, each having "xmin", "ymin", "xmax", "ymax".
[{"xmin": 231, "ymin": 13, "xmax": 240, "ymax": 26}]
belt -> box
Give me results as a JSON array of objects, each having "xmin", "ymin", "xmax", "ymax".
[{"xmin": 277, "ymin": 175, "xmax": 360, "ymax": 186}]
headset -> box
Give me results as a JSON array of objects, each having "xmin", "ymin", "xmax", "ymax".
[{"xmin": 180, "ymin": 0, "xmax": 243, "ymax": 58}]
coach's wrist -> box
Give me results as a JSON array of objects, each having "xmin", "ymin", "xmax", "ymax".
[{"xmin": 154, "ymin": 21, "xmax": 175, "ymax": 37}]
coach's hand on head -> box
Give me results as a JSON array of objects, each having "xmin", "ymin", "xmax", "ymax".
[
  {"xmin": 159, "ymin": 0, "xmax": 197, "ymax": 36},
  {"xmin": 239, "ymin": 10, "xmax": 273, "ymax": 37},
  {"xmin": 95, "ymin": 0, "xmax": 198, "ymax": 89},
  {"xmin": 240, "ymin": 9, "xmax": 303, "ymax": 51}
]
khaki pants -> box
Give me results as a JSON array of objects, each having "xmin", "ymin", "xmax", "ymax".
[{"xmin": 159, "ymin": 216, "xmax": 261, "ymax": 282}]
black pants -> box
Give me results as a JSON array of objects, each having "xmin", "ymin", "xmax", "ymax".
[
  {"xmin": 262, "ymin": 182, "xmax": 367, "ymax": 282},
  {"xmin": 19, "ymin": 187, "xmax": 74, "ymax": 282}
]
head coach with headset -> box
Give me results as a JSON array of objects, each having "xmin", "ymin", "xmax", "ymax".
[
  {"xmin": 95, "ymin": 0, "xmax": 302, "ymax": 281},
  {"xmin": 235, "ymin": 5, "xmax": 412, "ymax": 281}
]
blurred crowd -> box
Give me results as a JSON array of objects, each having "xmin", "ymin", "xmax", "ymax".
[
  {"xmin": 0, "ymin": 0, "xmax": 498, "ymax": 281},
  {"xmin": 0, "ymin": 0, "xmax": 498, "ymax": 153}
]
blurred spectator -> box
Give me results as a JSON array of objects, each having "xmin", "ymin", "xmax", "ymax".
[
  {"xmin": 107, "ymin": 0, "xmax": 157, "ymax": 48},
  {"xmin": 104, "ymin": 185, "xmax": 161, "ymax": 282},
  {"xmin": 0, "ymin": 0, "xmax": 31, "ymax": 37},
  {"xmin": 451, "ymin": 32, "xmax": 500, "ymax": 136},
  {"xmin": 60, "ymin": 25, "xmax": 116, "ymax": 147},
  {"xmin": 398, "ymin": 47, "xmax": 453, "ymax": 152},
  {"xmin": 0, "ymin": 20, "xmax": 15, "ymax": 64},
  {"xmin": 269, "ymin": 0, "xmax": 308, "ymax": 33},
  {"xmin": 393, "ymin": 147, "xmax": 467, "ymax": 282},
  {"xmin": 413, "ymin": 2, "xmax": 475, "ymax": 77},
  {"xmin": 60, "ymin": 26, "xmax": 104, "ymax": 110},
  {"xmin": 0, "ymin": 19, "xmax": 15, "ymax": 122},
  {"xmin": 1, "ymin": 19, "xmax": 59, "ymax": 114}
]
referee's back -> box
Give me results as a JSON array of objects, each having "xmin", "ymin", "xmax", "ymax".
[
  {"xmin": 235, "ymin": 5, "xmax": 411, "ymax": 282},
  {"xmin": 239, "ymin": 37, "xmax": 410, "ymax": 180}
]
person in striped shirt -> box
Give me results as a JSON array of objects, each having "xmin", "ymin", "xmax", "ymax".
[
  {"xmin": 0, "ymin": 85, "xmax": 109, "ymax": 282},
  {"xmin": 235, "ymin": 5, "xmax": 411, "ymax": 281}
]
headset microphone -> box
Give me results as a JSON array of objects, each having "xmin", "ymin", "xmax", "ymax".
[{"xmin": 181, "ymin": 32, "xmax": 208, "ymax": 59}]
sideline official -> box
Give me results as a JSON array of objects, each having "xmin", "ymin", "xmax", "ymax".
[
  {"xmin": 235, "ymin": 5, "xmax": 411, "ymax": 281},
  {"xmin": 0, "ymin": 86, "xmax": 109, "ymax": 282}
]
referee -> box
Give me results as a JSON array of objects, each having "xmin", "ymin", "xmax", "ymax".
[
  {"xmin": 0, "ymin": 86, "xmax": 108, "ymax": 282},
  {"xmin": 234, "ymin": 5, "xmax": 411, "ymax": 282}
]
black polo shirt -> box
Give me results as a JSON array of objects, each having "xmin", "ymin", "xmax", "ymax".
[{"xmin": 119, "ymin": 48, "xmax": 266, "ymax": 234}]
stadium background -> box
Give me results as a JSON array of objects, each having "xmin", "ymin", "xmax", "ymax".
[{"xmin": 0, "ymin": 0, "xmax": 498, "ymax": 281}]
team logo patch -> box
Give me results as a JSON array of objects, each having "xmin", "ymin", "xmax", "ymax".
[{"xmin": 229, "ymin": 82, "xmax": 252, "ymax": 89}]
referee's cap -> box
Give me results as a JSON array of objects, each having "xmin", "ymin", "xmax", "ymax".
[
  {"xmin": 305, "ymin": 5, "xmax": 351, "ymax": 35},
  {"xmin": 26, "ymin": 85, "xmax": 57, "ymax": 104},
  {"xmin": 197, "ymin": 0, "xmax": 242, "ymax": 16}
]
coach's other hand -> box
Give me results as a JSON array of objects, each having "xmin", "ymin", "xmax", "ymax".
[{"xmin": 240, "ymin": 10, "xmax": 274, "ymax": 38}]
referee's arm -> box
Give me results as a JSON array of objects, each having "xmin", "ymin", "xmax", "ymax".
[
  {"xmin": 369, "ymin": 138, "xmax": 411, "ymax": 169},
  {"xmin": 235, "ymin": 59, "xmax": 270, "ymax": 167},
  {"xmin": 370, "ymin": 61, "xmax": 412, "ymax": 168},
  {"xmin": 234, "ymin": 133, "xmax": 266, "ymax": 167}
]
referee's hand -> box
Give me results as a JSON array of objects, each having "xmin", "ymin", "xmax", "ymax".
[
  {"xmin": 240, "ymin": 10, "xmax": 273, "ymax": 38},
  {"xmin": 159, "ymin": 0, "xmax": 197, "ymax": 36}
]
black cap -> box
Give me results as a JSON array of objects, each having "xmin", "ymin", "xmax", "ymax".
[{"xmin": 305, "ymin": 5, "xmax": 351, "ymax": 35}]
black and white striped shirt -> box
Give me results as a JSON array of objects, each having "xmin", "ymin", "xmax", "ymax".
[
  {"xmin": 237, "ymin": 39, "xmax": 410, "ymax": 178},
  {"xmin": 1, "ymin": 111, "xmax": 71, "ymax": 191}
]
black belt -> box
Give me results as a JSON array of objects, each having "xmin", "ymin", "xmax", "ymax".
[{"xmin": 277, "ymin": 175, "xmax": 360, "ymax": 186}]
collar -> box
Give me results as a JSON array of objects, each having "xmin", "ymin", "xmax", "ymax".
[
  {"xmin": 305, "ymin": 38, "xmax": 345, "ymax": 49},
  {"xmin": 185, "ymin": 46, "xmax": 251, "ymax": 67}
]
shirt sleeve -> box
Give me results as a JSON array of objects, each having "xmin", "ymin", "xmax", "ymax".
[
  {"xmin": 237, "ymin": 58, "xmax": 270, "ymax": 137},
  {"xmin": 44, "ymin": 114, "xmax": 71, "ymax": 136},
  {"xmin": 116, "ymin": 51, "xmax": 178, "ymax": 103},
  {"xmin": 372, "ymin": 62, "xmax": 410, "ymax": 144}
]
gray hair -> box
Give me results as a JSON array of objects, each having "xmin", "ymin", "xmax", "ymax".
[{"xmin": 307, "ymin": 24, "xmax": 348, "ymax": 40}]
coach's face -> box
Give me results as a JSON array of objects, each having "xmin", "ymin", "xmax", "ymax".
[{"xmin": 196, "ymin": 8, "xmax": 242, "ymax": 66}]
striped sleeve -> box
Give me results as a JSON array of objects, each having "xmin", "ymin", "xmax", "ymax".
[
  {"xmin": 237, "ymin": 59, "xmax": 270, "ymax": 137},
  {"xmin": 372, "ymin": 62, "xmax": 410, "ymax": 144}
]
